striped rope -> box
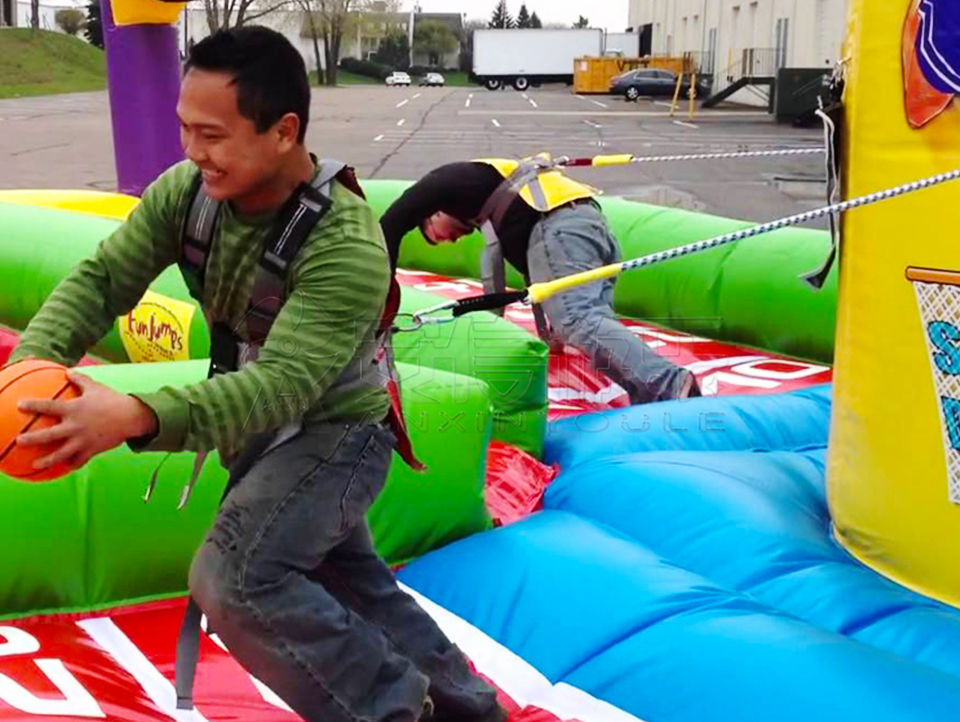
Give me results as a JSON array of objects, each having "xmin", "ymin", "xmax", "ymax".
[
  {"xmin": 559, "ymin": 147, "xmax": 825, "ymax": 167},
  {"xmin": 408, "ymin": 167, "xmax": 960, "ymax": 324},
  {"xmin": 618, "ymin": 167, "xmax": 960, "ymax": 275}
]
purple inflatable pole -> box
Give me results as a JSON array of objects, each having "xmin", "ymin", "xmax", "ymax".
[{"xmin": 100, "ymin": 0, "xmax": 184, "ymax": 196}]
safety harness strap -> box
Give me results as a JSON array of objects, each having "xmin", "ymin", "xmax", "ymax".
[
  {"xmin": 475, "ymin": 159, "xmax": 560, "ymax": 339},
  {"xmin": 173, "ymin": 162, "xmax": 422, "ymax": 711}
]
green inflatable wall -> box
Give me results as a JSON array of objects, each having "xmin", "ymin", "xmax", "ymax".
[
  {"xmin": 0, "ymin": 201, "xmax": 548, "ymax": 455},
  {"xmin": 362, "ymin": 181, "xmax": 837, "ymax": 364},
  {"xmin": 393, "ymin": 285, "xmax": 547, "ymax": 453},
  {"xmin": 0, "ymin": 181, "xmax": 840, "ymax": 617},
  {"xmin": 0, "ymin": 359, "xmax": 493, "ymax": 619}
]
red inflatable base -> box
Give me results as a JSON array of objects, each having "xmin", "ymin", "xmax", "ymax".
[
  {"xmin": 0, "ymin": 600, "xmax": 580, "ymax": 722},
  {"xmin": 395, "ymin": 270, "xmax": 832, "ymax": 420}
]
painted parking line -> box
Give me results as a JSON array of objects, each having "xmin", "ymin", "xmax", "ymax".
[
  {"xmin": 491, "ymin": 118, "xmax": 501, "ymax": 128},
  {"xmin": 397, "ymin": 118, "xmax": 406, "ymax": 126},
  {"xmin": 396, "ymin": 98, "xmax": 409, "ymax": 108},
  {"xmin": 577, "ymin": 95, "xmax": 609, "ymax": 108},
  {"xmin": 459, "ymin": 109, "xmax": 770, "ymax": 118},
  {"xmin": 373, "ymin": 134, "xmax": 385, "ymax": 141}
]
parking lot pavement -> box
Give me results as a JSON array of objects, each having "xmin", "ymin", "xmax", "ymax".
[
  {"xmin": 0, "ymin": 83, "xmax": 827, "ymax": 224},
  {"xmin": 0, "ymin": 92, "xmax": 116, "ymax": 191}
]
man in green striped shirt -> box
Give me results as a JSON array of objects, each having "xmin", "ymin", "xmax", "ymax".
[{"xmin": 11, "ymin": 26, "xmax": 503, "ymax": 722}]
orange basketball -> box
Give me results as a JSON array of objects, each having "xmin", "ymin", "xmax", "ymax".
[{"xmin": 0, "ymin": 360, "xmax": 80, "ymax": 482}]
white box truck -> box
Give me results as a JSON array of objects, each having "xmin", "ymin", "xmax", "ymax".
[{"xmin": 472, "ymin": 28, "xmax": 604, "ymax": 91}]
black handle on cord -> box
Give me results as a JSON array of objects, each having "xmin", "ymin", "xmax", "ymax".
[{"xmin": 450, "ymin": 291, "xmax": 528, "ymax": 317}]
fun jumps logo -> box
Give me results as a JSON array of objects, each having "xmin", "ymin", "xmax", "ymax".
[{"xmin": 904, "ymin": 0, "xmax": 960, "ymax": 128}]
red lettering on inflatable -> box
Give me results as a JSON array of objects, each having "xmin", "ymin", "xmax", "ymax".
[
  {"xmin": 0, "ymin": 627, "xmax": 104, "ymax": 718},
  {"xmin": 125, "ymin": 308, "xmax": 185, "ymax": 354}
]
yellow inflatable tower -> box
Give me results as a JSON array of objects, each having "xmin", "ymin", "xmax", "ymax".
[{"xmin": 829, "ymin": 0, "xmax": 960, "ymax": 605}]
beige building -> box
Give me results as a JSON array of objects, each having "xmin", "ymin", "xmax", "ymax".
[
  {"xmin": 343, "ymin": 9, "xmax": 463, "ymax": 68},
  {"xmin": 178, "ymin": 8, "xmax": 319, "ymax": 69},
  {"xmin": 627, "ymin": 0, "xmax": 847, "ymax": 103},
  {"xmin": 6, "ymin": 0, "xmax": 81, "ymax": 31},
  {"xmin": 176, "ymin": 5, "xmax": 462, "ymax": 74}
]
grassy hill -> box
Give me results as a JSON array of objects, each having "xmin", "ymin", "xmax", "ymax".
[{"xmin": 0, "ymin": 28, "xmax": 106, "ymax": 99}]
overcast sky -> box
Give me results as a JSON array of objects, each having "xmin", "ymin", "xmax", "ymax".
[{"xmin": 406, "ymin": 1, "xmax": 631, "ymax": 32}]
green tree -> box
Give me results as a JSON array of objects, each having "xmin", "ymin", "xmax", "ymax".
[
  {"xmin": 516, "ymin": 3, "xmax": 530, "ymax": 28},
  {"xmin": 55, "ymin": 7, "xmax": 86, "ymax": 34},
  {"xmin": 459, "ymin": 17, "xmax": 486, "ymax": 71},
  {"xmin": 374, "ymin": 28, "xmax": 410, "ymax": 70},
  {"xmin": 202, "ymin": 0, "xmax": 293, "ymax": 32},
  {"xmin": 573, "ymin": 15, "xmax": 589, "ymax": 28},
  {"xmin": 298, "ymin": 0, "xmax": 325, "ymax": 82},
  {"xmin": 530, "ymin": 11, "xmax": 541, "ymax": 28},
  {"xmin": 300, "ymin": 0, "xmax": 368, "ymax": 86},
  {"xmin": 414, "ymin": 19, "xmax": 456, "ymax": 66},
  {"xmin": 489, "ymin": 0, "xmax": 513, "ymax": 29},
  {"xmin": 84, "ymin": 0, "xmax": 103, "ymax": 48}
]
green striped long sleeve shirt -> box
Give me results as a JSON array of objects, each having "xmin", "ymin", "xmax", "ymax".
[{"xmin": 10, "ymin": 160, "xmax": 391, "ymax": 461}]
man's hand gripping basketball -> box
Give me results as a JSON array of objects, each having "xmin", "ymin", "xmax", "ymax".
[{"xmin": 17, "ymin": 371, "xmax": 158, "ymax": 471}]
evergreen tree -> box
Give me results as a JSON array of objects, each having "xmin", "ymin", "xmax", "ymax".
[
  {"xmin": 373, "ymin": 29, "xmax": 410, "ymax": 70},
  {"xmin": 516, "ymin": 4, "xmax": 530, "ymax": 28},
  {"xmin": 529, "ymin": 11, "xmax": 542, "ymax": 28},
  {"xmin": 573, "ymin": 15, "xmax": 589, "ymax": 28},
  {"xmin": 489, "ymin": 0, "xmax": 514, "ymax": 29},
  {"xmin": 84, "ymin": 0, "xmax": 103, "ymax": 48}
]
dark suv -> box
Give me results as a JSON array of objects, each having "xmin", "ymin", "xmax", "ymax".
[{"xmin": 610, "ymin": 68, "xmax": 710, "ymax": 101}]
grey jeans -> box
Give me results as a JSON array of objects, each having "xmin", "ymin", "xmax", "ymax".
[
  {"xmin": 188, "ymin": 421, "xmax": 499, "ymax": 722},
  {"xmin": 527, "ymin": 200, "xmax": 695, "ymax": 404}
]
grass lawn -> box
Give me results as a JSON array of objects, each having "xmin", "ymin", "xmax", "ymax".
[
  {"xmin": 313, "ymin": 69, "xmax": 476, "ymax": 89},
  {"xmin": 0, "ymin": 28, "xmax": 106, "ymax": 99},
  {"xmin": 311, "ymin": 69, "xmax": 381, "ymax": 86},
  {"xmin": 0, "ymin": 30, "xmax": 476, "ymax": 99},
  {"xmin": 437, "ymin": 71, "xmax": 472, "ymax": 87}
]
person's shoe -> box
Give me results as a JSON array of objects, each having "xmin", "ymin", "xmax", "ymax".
[{"xmin": 419, "ymin": 695, "xmax": 436, "ymax": 722}]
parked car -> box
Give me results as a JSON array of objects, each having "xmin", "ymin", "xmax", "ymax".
[
  {"xmin": 419, "ymin": 72, "xmax": 445, "ymax": 87},
  {"xmin": 385, "ymin": 72, "xmax": 412, "ymax": 87},
  {"xmin": 610, "ymin": 68, "xmax": 710, "ymax": 101}
]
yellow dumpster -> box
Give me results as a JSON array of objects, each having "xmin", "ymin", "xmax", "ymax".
[{"xmin": 573, "ymin": 56, "xmax": 694, "ymax": 94}]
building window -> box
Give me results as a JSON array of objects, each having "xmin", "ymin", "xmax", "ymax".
[
  {"xmin": 706, "ymin": 27, "xmax": 717, "ymax": 75},
  {"xmin": 775, "ymin": 17, "xmax": 789, "ymax": 68},
  {"xmin": 639, "ymin": 23, "xmax": 653, "ymax": 56}
]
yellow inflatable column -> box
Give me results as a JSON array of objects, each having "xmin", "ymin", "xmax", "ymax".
[{"xmin": 829, "ymin": 0, "xmax": 960, "ymax": 605}]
